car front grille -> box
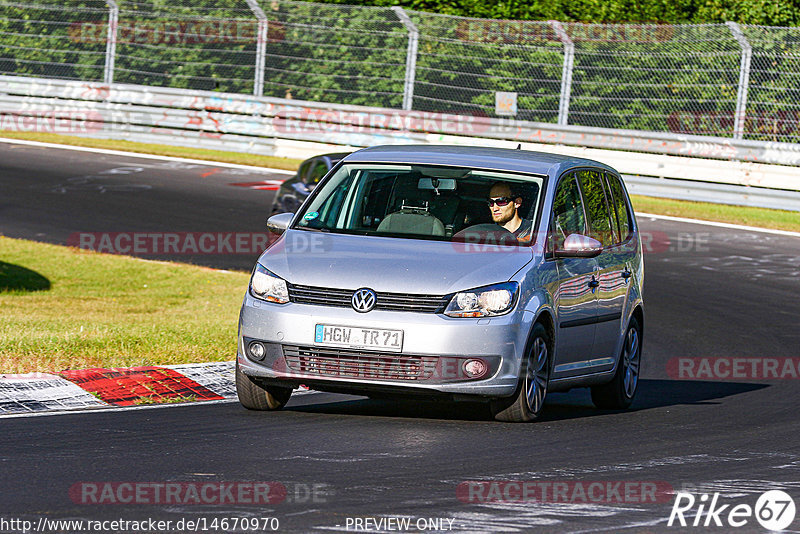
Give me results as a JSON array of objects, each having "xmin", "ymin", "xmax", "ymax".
[
  {"xmin": 282, "ymin": 345, "xmax": 437, "ymax": 381},
  {"xmin": 287, "ymin": 284, "xmax": 449, "ymax": 314}
]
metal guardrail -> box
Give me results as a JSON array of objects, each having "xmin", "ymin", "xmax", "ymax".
[
  {"xmin": 623, "ymin": 176, "xmax": 800, "ymax": 212},
  {"xmin": 1, "ymin": 74, "xmax": 800, "ymax": 211},
  {"xmin": 3, "ymin": 75, "xmax": 800, "ymax": 163}
]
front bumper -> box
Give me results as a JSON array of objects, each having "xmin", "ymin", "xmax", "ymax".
[{"xmin": 238, "ymin": 294, "xmax": 534, "ymax": 399}]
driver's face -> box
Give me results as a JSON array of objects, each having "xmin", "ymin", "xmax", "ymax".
[{"xmin": 489, "ymin": 185, "xmax": 518, "ymax": 225}]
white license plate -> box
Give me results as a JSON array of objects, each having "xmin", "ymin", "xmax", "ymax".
[{"xmin": 314, "ymin": 324, "xmax": 403, "ymax": 352}]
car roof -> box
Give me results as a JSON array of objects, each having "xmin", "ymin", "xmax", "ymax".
[
  {"xmin": 343, "ymin": 145, "xmax": 617, "ymax": 177},
  {"xmin": 315, "ymin": 152, "xmax": 351, "ymax": 162}
]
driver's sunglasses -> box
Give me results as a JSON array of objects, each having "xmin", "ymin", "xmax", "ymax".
[{"xmin": 487, "ymin": 197, "xmax": 513, "ymax": 207}]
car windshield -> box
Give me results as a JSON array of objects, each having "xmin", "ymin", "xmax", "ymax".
[{"xmin": 294, "ymin": 163, "xmax": 545, "ymax": 246}]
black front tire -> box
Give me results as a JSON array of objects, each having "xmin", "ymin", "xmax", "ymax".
[
  {"xmin": 235, "ymin": 362, "xmax": 293, "ymax": 411},
  {"xmin": 591, "ymin": 316, "xmax": 642, "ymax": 410},
  {"xmin": 491, "ymin": 323, "xmax": 551, "ymax": 423}
]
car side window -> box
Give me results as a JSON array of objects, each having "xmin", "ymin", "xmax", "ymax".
[
  {"xmin": 307, "ymin": 160, "xmax": 329, "ymax": 187},
  {"xmin": 602, "ymin": 174, "xmax": 620, "ymax": 243},
  {"xmin": 578, "ymin": 169, "xmax": 614, "ymax": 248},
  {"xmin": 549, "ymin": 173, "xmax": 586, "ymax": 252},
  {"xmin": 606, "ymin": 173, "xmax": 631, "ymax": 242},
  {"xmin": 304, "ymin": 169, "xmax": 357, "ymax": 229}
]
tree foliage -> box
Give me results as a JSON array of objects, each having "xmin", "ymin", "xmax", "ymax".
[{"xmin": 315, "ymin": 0, "xmax": 800, "ymax": 26}]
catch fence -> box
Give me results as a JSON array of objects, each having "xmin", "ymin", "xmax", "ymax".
[{"xmin": 1, "ymin": 0, "xmax": 799, "ymax": 143}]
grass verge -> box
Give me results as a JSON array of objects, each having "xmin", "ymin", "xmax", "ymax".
[
  {"xmin": 631, "ymin": 195, "xmax": 800, "ymax": 233},
  {"xmin": 0, "ymin": 236, "xmax": 249, "ymax": 374},
  {"xmin": 2, "ymin": 132, "xmax": 798, "ymax": 232},
  {"xmin": 133, "ymin": 395, "xmax": 198, "ymax": 405}
]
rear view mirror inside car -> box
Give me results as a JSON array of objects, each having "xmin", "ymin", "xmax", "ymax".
[{"xmin": 418, "ymin": 178, "xmax": 457, "ymax": 191}]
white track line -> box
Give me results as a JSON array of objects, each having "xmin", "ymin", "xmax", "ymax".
[
  {"xmin": 636, "ymin": 212, "xmax": 800, "ymax": 238},
  {"xmin": 0, "ymin": 137, "xmax": 295, "ymax": 175},
  {"xmin": 0, "ymin": 390, "xmax": 322, "ymax": 420},
  {"xmin": 0, "ymin": 398, "xmax": 238, "ymax": 419}
]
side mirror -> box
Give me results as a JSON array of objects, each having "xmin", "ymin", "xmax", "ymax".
[
  {"xmin": 554, "ymin": 233, "xmax": 603, "ymax": 258},
  {"xmin": 266, "ymin": 212, "xmax": 293, "ymax": 235}
]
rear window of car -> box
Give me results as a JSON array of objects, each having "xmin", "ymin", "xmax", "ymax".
[
  {"xmin": 605, "ymin": 173, "xmax": 632, "ymax": 242},
  {"xmin": 577, "ymin": 169, "xmax": 616, "ymax": 247},
  {"xmin": 549, "ymin": 173, "xmax": 586, "ymax": 251},
  {"xmin": 307, "ymin": 160, "xmax": 329, "ymax": 187}
]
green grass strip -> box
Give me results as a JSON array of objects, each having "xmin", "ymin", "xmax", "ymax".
[
  {"xmin": 631, "ymin": 195, "xmax": 800, "ymax": 233},
  {"xmin": 0, "ymin": 237, "xmax": 249, "ymax": 374}
]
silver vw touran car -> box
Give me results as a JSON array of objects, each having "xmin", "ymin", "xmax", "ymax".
[{"xmin": 237, "ymin": 145, "xmax": 644, "ymax": 422}]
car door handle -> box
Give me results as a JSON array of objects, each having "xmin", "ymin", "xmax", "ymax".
[{"xmin": 588, "ymin": 277, "xmax": 599, "ymax": 288}]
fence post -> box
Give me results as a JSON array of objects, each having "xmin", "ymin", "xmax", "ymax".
[
  {"xmin": 104, "ymin": 0, "xmax": 118, "ymax": 84},
  {"xmin": 549, "ymin": 21, "xmax": 574, "ymax": 126},
  {"xmin": 245, "ymin": 0, "xmax": 267, "ymax": 97},
  {"xmin": 726, "ymin": 21, "xmax": 752, "ymax": 140},
  {"xmin": 392, "ymin": 7, "xmax": 418, "ymax": 111}
]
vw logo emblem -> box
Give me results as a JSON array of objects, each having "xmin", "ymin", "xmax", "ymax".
[{"xmin": 351, "ymin": 288, "xmax": 376, "ymax": 313}]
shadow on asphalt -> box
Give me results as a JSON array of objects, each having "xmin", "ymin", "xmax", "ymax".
[
  {"xmin": 287, "ymin": 394, "xmax": 494, "ymax": 422},
  {"xmin": 283, "ymin": 379, "xmax": 768, "ymax": 423},
  {"xmin": 540, "ymin": 379, "xmax": 768, "ymax": 422},
  {"xmin": 0, "ymin": 261, "xmax": 51, "ymax": 292}
]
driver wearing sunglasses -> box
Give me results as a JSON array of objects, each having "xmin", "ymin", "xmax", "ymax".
[{"xmin": 487, "ymin": 182, "xmax": 533, "ymax": 244}]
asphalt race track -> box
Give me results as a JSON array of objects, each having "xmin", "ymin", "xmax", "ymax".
[
  {"xmin": 2, "ymin": 140, "xmax": 800, "ymax": 533},
  {"xmin": 0, "ymin": 141, "xmax": 289, "ymax": 271}
]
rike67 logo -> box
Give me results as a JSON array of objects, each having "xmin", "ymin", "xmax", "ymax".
[{"xmin": 668, "ymin": 490, "xmax": 796, "ymax": 531}]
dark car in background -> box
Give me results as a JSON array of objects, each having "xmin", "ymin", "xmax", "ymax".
[{"xmin": 270, "ymin": 152, "xmax": 350, "ymax": 215}]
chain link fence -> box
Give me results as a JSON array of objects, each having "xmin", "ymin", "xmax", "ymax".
[
  {"xmin": 1, "ymin": 0, "xmax": 799, "ymax": 143},
  {"xmin": 259, "ymin": 2, "xmax": 407, "ymax": 107},
  {"xmin": 409, "ymin": 13, "xmax": 564, "ymax": 123},
  {"xmin": 112, "ymin": 0, "xmax": 259, "ymax": 94},
  {"xmin": 743, "ymin": 25, "xmax": 800, "ymax": 143},
  {"xmin": 0, "ymin": 1, "xmax": 108, "ymax": 81},
  {"xmin": 566, "ymin": 23, "xmax": 742, "ymax": 134}
]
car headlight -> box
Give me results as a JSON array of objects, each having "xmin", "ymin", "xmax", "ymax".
[
  {"xmin": 249, "ymin": 264, "xmax": 289, "ymax": 304},
  {"xmin": 444, "ymin": 282, "xmax": 519, "ymax": 318}
]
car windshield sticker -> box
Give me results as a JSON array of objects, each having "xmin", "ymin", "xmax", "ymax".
[{"xmin": 304, "ymin": 211, "xmax": 319, "ymax": 221}]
